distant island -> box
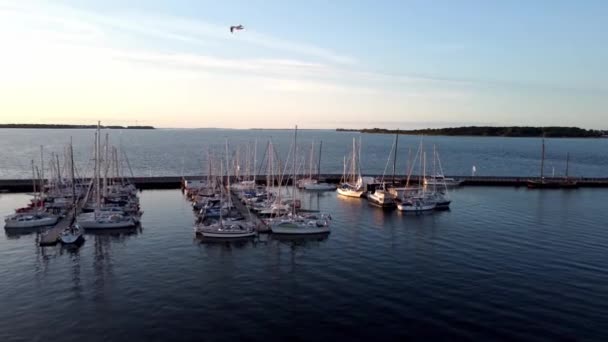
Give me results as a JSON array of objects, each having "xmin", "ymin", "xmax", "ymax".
[
  {"xmin": 337, "ymin": 126, "xmax": 605, "ymax": 138},
  {"xmin": 0, "ymin": 124, "xmax": 155, "ymax": 129}
]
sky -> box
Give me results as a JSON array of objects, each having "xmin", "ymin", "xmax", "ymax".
[{"xmin": 0, "ymin": 0, "xmax": 606, "ymax": 129}]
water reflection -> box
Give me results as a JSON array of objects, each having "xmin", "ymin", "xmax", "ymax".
[
  {"xmin": 271, "ymin": 233, "xmax": 329, "ymax": 245},
  {"xmin": 196, "ymin": 236, "xmax": 256, "ymax": 248},
  {"xmin": 62, "ymin": 246, "xmax": 83, "ymax": 296},
  {"xmin": 84, "ymin": 225, "xmax": 143, "ymax": 239},
  {"xmin": 4, "ymin": 226, "xmax": 51, "ymax": 239}
]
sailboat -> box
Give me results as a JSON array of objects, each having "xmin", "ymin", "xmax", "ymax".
[
  {"xmin": 5, "ymin": 160, "xmax": 59, "ymax": 229},
  {"xmin": 77, "ymin": 123, "xmax": 136, "ymax": 229},
  {"xmin": 196, "ymin": 140, "xmax": 256, "ymax": 238},
  {"xmin": 527, "ymin": 137, "xmax": 579, "ymax": 189},
  {"xmin": 337, "ymin": 138, "xmax": 367, "ymax": 198},
  {"xmin": 270, "ymin": 126, "xmax": 331, "ymax": 235},
  {"xmin": 367, "ymin": 133, "xmax": 397, "ymax": 208},
  {"xmin": 303, "ymin": 141, "xmax": 336, "ymax": 191},
  {"xmin": 59, "ymin": 139, "xmax": 84, "ymax": 244},
  {"xmin": 397, "ymin": 139, "xmax": 442, "ymax": 211}
]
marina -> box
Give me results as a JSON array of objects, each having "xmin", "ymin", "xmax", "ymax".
[{"xmin": 1, "ymin": 128, "xmax": 607, "ymax": 341}]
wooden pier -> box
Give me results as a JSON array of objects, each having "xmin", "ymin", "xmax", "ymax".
[
  {"xmin": 2, "ymin": 174, "xmax": 608, "ymax": 193},
  {"xmin": 39, "ymin": 212, "xmax": 74, "ymax": 246}
]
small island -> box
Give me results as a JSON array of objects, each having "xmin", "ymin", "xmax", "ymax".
[
  {"xmin": 337, "ymin": 126, "xmax": 605, "ymax": 138},
  {"xmin": 0, "ymin": 124, "xmax": 155, "ymax": 129}
]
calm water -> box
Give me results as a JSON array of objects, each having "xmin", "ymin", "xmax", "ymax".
[
  {"xmin": 1, "ymin": 188, "xmax": 607, "ymax": 341},
  {"xmin": 1, "ymin": 128, "xmax": 608, "ymax": 178}
]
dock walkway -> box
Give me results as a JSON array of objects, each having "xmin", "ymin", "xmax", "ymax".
[
  {"xmin": 39, "ymin": 212, "xmax": 74, "ymax": 246},
  {"xmin": 2, "ymin": 175, "xmax": 608, "ymax": 193},
  {"xmin": 230, "ymin": 191, "xmax": 270, "ymax": 232}
]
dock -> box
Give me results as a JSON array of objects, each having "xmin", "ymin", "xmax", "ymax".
[
  {"xmin": 39, "ymin": 212, "xmax": 74, "ymax": 246},
  {"xmin": 230, "ymin": 191, "xmax": 270, "ymax": 232},
  {"xmin": 2, "ymin": 174, "xmax": 608, "ymax": 193}
]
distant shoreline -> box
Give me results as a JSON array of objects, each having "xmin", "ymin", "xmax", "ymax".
[
  {"xmin": 0, "ymin": 124, "xmax": 155, "ymax": 129},
  {"xmin": 337, "ymin": 126, "xmax": 607, "ymax": 138}
]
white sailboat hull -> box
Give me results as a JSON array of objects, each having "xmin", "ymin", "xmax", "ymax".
[
  {"xmin": 77, "ymin": 216, "xmax": 136, "ymax": 229},
  {"xmin": 200, "ymin": 230, "xmax": 256, "ymax": 238},
  {"xmin": 337, "ymin": 187, "xmax": 364, "ymax": 198},
  {"xmin": 397, "ymin": 203, "xmax": 436, "ymax": 212},
  {"xmin": 78, "ymin": 220, "xmax": 135, "ymax": 229},
  {"xmin": 4, "ymin": 215, "xmax": 58, "ymax": 228}
]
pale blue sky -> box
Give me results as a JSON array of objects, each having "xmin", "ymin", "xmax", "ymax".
[{"xmin": 0, "ymin": 0, "xmax": 606, "ymax": 128}]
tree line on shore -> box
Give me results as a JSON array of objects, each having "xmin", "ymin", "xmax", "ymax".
[
  {"xmin": 336, "ymin": 126, "xmax": 605, "ymax": 138},
  {"xmin": 0, "ymin": 124, "xmax": 155, "ymax": 129}
]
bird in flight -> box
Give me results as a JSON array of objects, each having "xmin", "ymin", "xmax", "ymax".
[{"xmin": 230, "ymin": 25, "xmax": 244, "ymax": 33}]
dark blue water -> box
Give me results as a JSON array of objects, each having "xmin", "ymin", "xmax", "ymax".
[
  {"xmin": 1, "ymin": 188, "xmax": 607, "ymax": 341},
  {"xmin": 1, "ymin": 128, "xmax": 607, "ymax": 178}
]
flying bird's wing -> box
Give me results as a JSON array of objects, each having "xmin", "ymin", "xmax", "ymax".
[{"xmin": 230, "ymin": 26, "xmax": 235, "ymax": 33}]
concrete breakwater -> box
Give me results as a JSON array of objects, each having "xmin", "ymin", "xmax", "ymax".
[{"xmin": 1, "ymin": 175, "xmax": 608, "ymax": 193}]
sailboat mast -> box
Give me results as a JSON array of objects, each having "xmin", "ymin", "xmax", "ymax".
[
  {"xmin": 433, "ymin": 145, "xmax": 437, "ymax": 192},
  {"xmin": 317, "ymin": 141, "xmax": 323, "ymax": 178},
  {"xmin": 342, "ymin": 156, "xmax": 346, "ymax": 184},
  {"xmin": 419, "ymin": 138, "xmax": 424, "ymax": 186},
  {"xmin": 565, "ymin": 152, "xmax": 570, "ymax": 178},
  {"xmin": 39, "ymin": 146, "xmax": 44, "ymax": 191},
  {"xmin": 70, "ymin": 138, "xmax": 76, "ymax": 205},
  {"xmin": 392, "ymin": 131, "xmax": 399, "ymax": 184},
  {"xmin": 95, "ymin": 122, "xmax": 101, "ymax": 215},
  {"xmin": 540, "ymin": 136, "xmax": 545, "ymax": 179},
  {"xmin": 225, "ymin": 139, "xmax": 231, "ymax": 208},
  {"xmin": 31, "ymin": 160, "xmax": 37, "ymax": 207},
  {"xmin": 309, "ymin": 140, "xmax": 314, "ymax": 179},
  {"xmin": 351, "ymin": 138, "xmax": 356, "ymax": 184},
  {"xmin": 253, "ymin": 139, "xmax": 257, "ymax": 183},
  {"xmin": 357, "ymin": 136, "xmax": 362, "ymax": 181},
  {"xmin": 422, "ymin": 152, "xmax": 427, "ymax": 195},
  {"xmin": 55, "ymin": 153, "xmax": 61, "ymax": 184},
  {"xmin": 292, "ymin": 125, "xmax": 298, "ymax": 215},
  {"xmin": 103, "ymin": 133, "xmax": 109, "ymax": 198}
]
